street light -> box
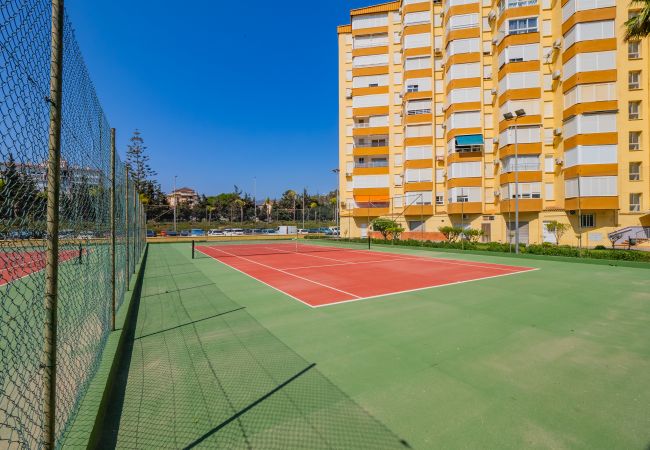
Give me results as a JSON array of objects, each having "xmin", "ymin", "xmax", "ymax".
[
  {"xmin": 173, "ymin": 175, "xmax": 178, "ymax": 232},
  {"xmin": 502, "ymin": 109, "xmax": 526, "ymax": 253},
  {"xmin": 332, "ymin": 168, "xmax": 340, "ymax": 235}
]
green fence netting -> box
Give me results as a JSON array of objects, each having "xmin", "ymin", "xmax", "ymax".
[{"xmin": 0, "ymin": 1, "xmax": 145, "ymax": 447}]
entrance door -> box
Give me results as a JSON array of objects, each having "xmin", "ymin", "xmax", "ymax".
[
  {"xmin": 542, "ymin": 221, "xmax": 555, "ymax": 243},
  {"xmin": 481, "ymin": 223, "xmax": 491, "ymax": 243},
  {"xmin": 360, "ymin": 222, "xmax": 368, "ymax": 238},
  {"xmin": 507, "ymin": 221, "xmax": 529, "ymax": 245}
]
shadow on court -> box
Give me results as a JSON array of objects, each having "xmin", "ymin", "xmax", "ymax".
[{"xmin": 97, "ymin": 245, "xmax": 408, "ymax": 449}]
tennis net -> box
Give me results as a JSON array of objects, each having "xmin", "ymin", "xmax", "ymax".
[{"xmin": 192, "ymin": 238, "xmax": 363, "ymax": 259}]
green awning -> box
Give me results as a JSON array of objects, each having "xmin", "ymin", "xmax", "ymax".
[{"xmin": 455, "ymin": 134, "xmax": 484, "ymax": 146}]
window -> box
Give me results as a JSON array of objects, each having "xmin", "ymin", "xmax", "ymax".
[
  {"xmin": 563, "ymin": 20, "xmax": 614, "ymax": 48},
  {"xmin": 405, "ymin": 168, "xmax": 433, "ymax": 182},
  {"xmin": 630, "ymin": 193, "xmax": 641, "ymax": 212},
  {"xmin": 446, "ymin": 38, "xmax": 480, "ymax": 56},
  {"xmin": 630, "ymin": 162, "xmax": 641, "ymax": 181},
  {"xmin": 628, "ymin": 41, "xmax": 641, "ymax": 59},
  {"xmin": 508, "ymin": 17, "xmax": 538, "ymax": 35},
  {"xmin": 564, "ymin": 82, "xmax": 616, "ymax": 108},
  {"xmin": 448, "ymin": 187, "xmax": 482, "ymax": 203},
  {"xmin": 448, "ymin": 161, "xmax": 482, "ymax": 179},
  {"xmin": 629, "ymin": 71, "xmax": 641, "ymax": 89},
  {"xmin": 353, "ymin": 33, "xmax": 389, "ymax": 49},
  {"xmin": 563, "ymin": 113, "xmax": 617, "ymax": 138},
  {"xmin": 352, "ymin": 13, "xmax": 388, "ymax": 30},
  {"xmin": 405, "ymin": 145, "xmax": 433, "ymax": 160},
  {"xmin": 629, "ymin": 101, "xmax": 641, "ymax": 120},
  {"xmin": 580, "ymin": 214, "xmax": 595, "ymax": 228},
  {"xmin": 565, "ymin": 176, "xmax": 617, "ymax": 198},
  {"xmin": 353, "ymin": 74, "xmax": 389, "ymax": 88},
  {"xmin": 404, "ymin": 33, "xmax": 431, "ymax": 49},
  {"xmin": 563, "ymin": 51, "xmax": 616, "ymax": 81},
  {"xmin": 629, "ymin": 131, "xmax": 641, "ymax": 151},
  {"xmin": 353, "ymin": 54, "xmax": 389, "ymax": 68},
  {"xmin": 407, "ymin": 84, "xmax": 419, "ymax": 93},
  {"xmin": 564, "ymin": 145, "xmax": 617, "ymax": 168},
  {"xmin": 405, "ymin": 56, "xmax": 431, "ymax": 71},
  {"xmin": 405, "ymin": 192, "xmax": 433, "ymax": 205},
  {"xmin": 406, "ymin": 99, "xmax": 432, "ymax": 115},
  {"xmin": 404, "ymin": 11, "xmax": 430, "ymax": 25},
  {"xmin": 436, "ymin": 195, "xmax": 444, "ymax": 205},
  {"xmin": 449, "ymin": 13, "xmax": 479, "ymax": 30},
  {"xmin": 501, "ymin": 182, "xmax": 542, "ymax": 198}
]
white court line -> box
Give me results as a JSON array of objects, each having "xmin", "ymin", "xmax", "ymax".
[
  {"xmin": 312, "ymin": 268, "xmax": 541, "ymax": 308},
  {"xmin": 195, "ymin": 246, "xmax": 317, "ymax": 308},
  {"xmin": 196, "ymin": 245, "xmax": 540, "ymax": 309},
  {"xmin": 283, "ymin": 256, "xmax": 429, "ymax": 271},
  {"xmin": 261, "ymin": 247, "xmax": 349, "ymax": 264},
  {"xmin": 197, "ymin": 246, "xmax": 361, "ymax": 299},
  {"xmin": 316, "ymin": 246, "xmax": 533, "ymax": 272}
]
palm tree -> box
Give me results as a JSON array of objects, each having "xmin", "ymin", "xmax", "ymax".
[
  {"xmin": 309, "ymin": 202, "xmax": 318, "ymax": 221},
  {"xmin": 234, "ymin": 199, "xmax": 245, "ymax": 223},
  {"xmin": 625, "ymin": 1, "xmax": 650, "ymax": 40}
]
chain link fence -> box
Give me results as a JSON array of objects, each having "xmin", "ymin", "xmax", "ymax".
[{"xmin": 0, "ymin": 1, "xmax": 145, "ymax": 447}]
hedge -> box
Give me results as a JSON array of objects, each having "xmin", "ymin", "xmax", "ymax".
[{"xmin": 306, "ymin": 236, "xmax": 650, "ymax": 263}]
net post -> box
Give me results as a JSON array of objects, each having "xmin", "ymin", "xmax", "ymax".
[
  {"xmin": 125, "ymin": 167, "xmax": 130, "ymax": 290},
  {"xmin": 110, "ymin": 129, "xmax": 116, "ymax": 331},
  {"xmin": 43, "ymin": 1, "xmax": 64, "ymax": 446},
  {"xmin": 192, "ymin": 240, "xmax": 195, "ymax": 259}
]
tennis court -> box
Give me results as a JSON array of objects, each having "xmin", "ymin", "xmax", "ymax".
[
  {"xmin": 0, "ymin": 248, "xmax": 82, "ymax": 286},
  {"xmin": 195, "ymin": 241, "xmax": 536, "ymax": 307}
]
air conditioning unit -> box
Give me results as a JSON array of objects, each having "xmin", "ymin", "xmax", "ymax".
[
  {"xmin": 488, "ymin": 10, "xmax": 497, "ymax": 21},
  {"xmin": 555, "ymin": 158, "xmax": 564, "ymax": 165},
  {"xmin": 494, "ymin": 160, "xmax": 500, "ymax": 165},
  {"xmin": 441, "ymin": 123, "xmax": 447, "ymax": 129},
  {"xmin": 442, "ymin": 104, "xmax": 449, "ymax": 112},
  {"xmin": 491, "ymin": 88, "xmax": 497, "ymax": 95},
  {"xmin": 494, "ymin": 190, "xmax": 501, "ymax": 197},
  {"xmin": 436, "ymin": 155, "xmax": 445, "ymax": 161},
  {"xmin": 492, "ymin": 36, "xmax": 499, "ymax": 45},
  {"xmin": 493, "ymin": 136, "xmax": 499, "ymax": 144},
  {"xmin": 553, "ymin": 38, "xmax": 562, "ymax": 49},
  {"xmin": 553, "ymin": 128, "xmax": 562, "ymax": 136},
  {"xmin": 483, "ymin": 74, "xmax": 492, "ymax": 80},
  {"xmin": 439, "ymin": 12, "xmax": 444, "ymax": 18},
  {"xmin": 346, "ymin": 93, "xmax": 353, "ymax": 99},
  {"xmin": 552, "ymin": 70, "xmax": 561, "ymax": 80},
  {"xmin": 434, "ymin": 47, "xmax": 442, "ymax": 55}
]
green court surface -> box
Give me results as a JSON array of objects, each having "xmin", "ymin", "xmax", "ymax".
[{"xmin": 105, "ymin": 242, "xmax": 650, "ymax": 449}]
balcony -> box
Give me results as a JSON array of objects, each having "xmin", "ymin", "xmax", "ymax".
[
  {"xmin": 406, "ymin": 108, "xmax": 432, "ymax": 115},
  {"xmin": 500, "ymin": 162, "xmax": 540, "ymax": 173},
  {"xmin": 355, "ymin": 161, "xmax": 388, "ymax": 168},
  {"xmin": 448, "ymin": 134, "xmax": 484, "ymax": 155},
  {"xmin": 498, "ymin": 0, "xmax": 537, "ymax": 13}
]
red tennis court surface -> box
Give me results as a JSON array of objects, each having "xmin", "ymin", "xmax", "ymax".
[
  {"xmin": 196, "ymin": 243, "xmax": 537, "ymax": 307},
  {"xmin": 0, "ymin": 250, "xmax": 80, "ymax": 286}
]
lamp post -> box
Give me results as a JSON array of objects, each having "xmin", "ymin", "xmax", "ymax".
[
  {"xmin": 332, "ymin": 168, "xmax": 340, "ymax": 234},
  {"xmin": 502, "ymin": 109, "xmax": 526, "ymax": 253},
  {"xmin": 173, "ymin": 175, "xmax": 177, "ymax": 232}
]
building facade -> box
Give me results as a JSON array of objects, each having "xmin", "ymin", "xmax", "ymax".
[
  {"xmin": 338, "ymin": 0, "xmax": 650, "ymax": 246},
  {"xmin": 167, "ymin": 187, "xmax": 199, "ymax": 207}
]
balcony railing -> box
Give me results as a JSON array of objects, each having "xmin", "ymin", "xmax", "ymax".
[
  {"xmin": 354, "ymin": 122, "xmax": 388, "ymax": 129},
  {"xmin": 354, "ymin": 142, "xmax": 388, "ymax": 148},
  {"xmin": 448, "ymin": 145, "xmax": 484, "ymax": 154},
  {"xmin": 407, "ymin": 108, "xmax": 432, "ymax": 115},
  {"xmin": 508, "ymin": 26, "xmax": 538, "ymax": 35},
  {"xmin": 355, "ymin": 161, "xmax": 389, "ymax": 168},
  {"xmin": 500, "ymin": 163, "xmax": 540, "ymax": 173},
  {"xmin": 499, "ymin": 0, "xmax": 537, "ymax": 13}
]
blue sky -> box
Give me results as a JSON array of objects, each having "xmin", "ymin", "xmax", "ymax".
[{"xmin": 66, "ymin": 0, "xmax": 374, "ymax": 198}]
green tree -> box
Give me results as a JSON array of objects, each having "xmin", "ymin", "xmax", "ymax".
[
  {"xmin": 372, "ymin": 217, "xmax": 403, "ymax": 241},
  {"xmin": 126, "ymin": 129, "xmax": 156, "ymax": 193},
  {"xmin": 545, "ymin": 220, "xmax": 569, "ymax": 245},
  {"xmin": 439, "ymin": 226, "xmax": 463, "ymax": 242},
  {"xmin": 625, "ymin": 1, "xmax": 650, "ymax": 40},
  {"xmin": 463, "ymin": 228, "xmax": 484, "ymax": 243}
]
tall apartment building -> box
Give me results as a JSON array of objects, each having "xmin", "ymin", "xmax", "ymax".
[{"xmin": 337, "ymin": 0, "xmax": 649, "ymax": 246}]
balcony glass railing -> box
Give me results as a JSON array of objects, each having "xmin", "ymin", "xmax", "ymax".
[
  {"xmin": 354, "ymin": 122, "xmax": 388, "ymax": 128},
  {"xmin": 499, "ymin": 0, "xmax": 537, "ymax": 13},
  {"xmin": 355, "ymin": 161, "xmax": 389, "ymax": 168},
  {"xmin": 448, "ymin": 145, "xmax": 484, "ymax": 154},
  {"xmin": 407, "ymin": 108, "xmax": 432, "ymax": 115},
  {"xmin": 501, "ymin": 163, "xmax": 540, "ymax": 173}
]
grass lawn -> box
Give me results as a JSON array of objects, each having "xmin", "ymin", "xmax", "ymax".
[{"xmin": 108, "ymin": 242, "xmax": 650, "ymax": 449}]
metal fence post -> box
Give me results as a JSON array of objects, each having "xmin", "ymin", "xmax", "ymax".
[
  {"xmin": 43, "ymin": 0, "xmax": 64, "ymax": 447},
  {"xmin": 110, "ymin": 129, "xmax": 116, "ymax": 331},
  {"xmin": 125, "ymin": 168, "xmax": 130, "ymax": 290},
  {"xmin": 133, "ymin": 184, "xmax": 137, "ymax": 270}
]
